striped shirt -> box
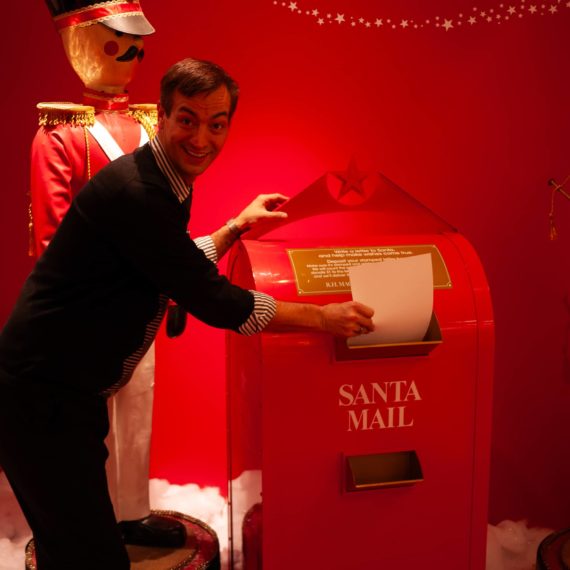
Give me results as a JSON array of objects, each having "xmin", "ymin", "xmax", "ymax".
[{"xmin": 149, "ymin": 136, "xmax": 276, "ymax": 336}]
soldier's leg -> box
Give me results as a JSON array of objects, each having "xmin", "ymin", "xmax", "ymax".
[
  {"xmin": 108, "ymin": 344, "xmax": 186, "ymax": 547},
  {"xmin": 107, "ymin": 343, "xmax": 155, "ymax": 522}
]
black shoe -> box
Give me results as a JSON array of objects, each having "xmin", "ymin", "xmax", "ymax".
[{"xmin": 118, "ymin": 514, "xmax": 187, "ymax": 548}]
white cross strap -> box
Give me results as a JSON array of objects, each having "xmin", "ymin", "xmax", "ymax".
[{"xmin": 87, "ymin": 120, "xmax": 149, "ymax": 161}]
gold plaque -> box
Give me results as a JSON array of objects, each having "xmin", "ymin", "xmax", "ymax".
[{"xmin": 287, "ymin": 245, "xmax": 451, "ymax": 296}]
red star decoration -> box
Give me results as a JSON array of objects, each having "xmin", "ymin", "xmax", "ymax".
[{"xmin": 332, "ymin": 157, "xmax": 368, "ymax": 200}]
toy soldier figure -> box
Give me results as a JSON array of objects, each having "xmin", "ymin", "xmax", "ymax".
[{"xmin": 30, "ymin": 0, "xmax": 186, "ymax": 548}]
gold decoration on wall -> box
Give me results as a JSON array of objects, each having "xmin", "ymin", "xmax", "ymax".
[{"xmin": 548, "ymin": 176, "xmax": 570, "ymax": 240}]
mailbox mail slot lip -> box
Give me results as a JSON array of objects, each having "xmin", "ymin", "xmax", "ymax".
[
  {"xmin": 335, "ymin": 312, "xmax": 442, "ymax": 361},
  {"xmin": 347, "ymin": 339, "xmax": 442, "ymax": 350},
  {"xmin": 345, "ymin": 450, "xmax": 424, "ymax": 492}
]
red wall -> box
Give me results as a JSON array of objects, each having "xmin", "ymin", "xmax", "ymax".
[{"xmin": 2, "ymin": 0, "xmax": 569, "ymax": 529}]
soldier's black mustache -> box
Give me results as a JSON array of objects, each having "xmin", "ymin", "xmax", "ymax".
[{"xmin": 116, "ymin": 45, "xmax": 144, "ymax": 62}]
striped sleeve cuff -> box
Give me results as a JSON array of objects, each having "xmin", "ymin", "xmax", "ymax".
[
  {"xmin": 238, "ymin": 291, "xmax": 277, "ymax": 336},
  {"xmin": 193, "ymin": 235, "xmax": 218, "ymax": 264}
]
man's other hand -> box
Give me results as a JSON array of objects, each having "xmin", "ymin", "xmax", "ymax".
[{"xmin": 234, "ymin": 193, "xmax": 289, "ymax": 232}]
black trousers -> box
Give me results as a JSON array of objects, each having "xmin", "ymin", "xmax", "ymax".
[{"xmin": 0, "ymin": 381, "xmax": 130, "ymax": 569}]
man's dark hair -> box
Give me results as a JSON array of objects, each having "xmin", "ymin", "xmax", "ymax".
[{"xmin": 160, "ymin": 58, "xmax": 239, "ymax": 120}]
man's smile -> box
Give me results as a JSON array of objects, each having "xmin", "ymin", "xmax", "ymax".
[{"xmin": 182, "ymin": 146, "xmax": 209, "ymax": 159}]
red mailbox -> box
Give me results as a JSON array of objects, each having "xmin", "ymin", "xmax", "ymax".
[{"xmin": 226, "ymin": 165, "xmax": 494, "ymax": 570}]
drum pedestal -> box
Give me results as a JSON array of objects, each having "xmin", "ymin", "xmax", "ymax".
[
  {"xmin": 25, "ymin": 510, "xmax": 220, "ymax": 570},
  {"xmin": 537, "ymin": 528, "xmax": 570, "ymax": 570}
]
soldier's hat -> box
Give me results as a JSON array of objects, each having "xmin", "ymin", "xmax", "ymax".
[{"xmin": 44, "ymin": 0, "xmax": 155, "ymax": 36}]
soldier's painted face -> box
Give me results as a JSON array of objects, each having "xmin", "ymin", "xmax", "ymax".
[{"xmin": 60, "ymin": 23, "xmax": 144, "ymax": 92}]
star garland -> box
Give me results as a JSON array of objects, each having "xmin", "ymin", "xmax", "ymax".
[{"xmin": 273, "ymin": 0, "xmax": 569, "ymax": 31}]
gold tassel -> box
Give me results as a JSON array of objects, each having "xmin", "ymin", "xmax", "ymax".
[
  {"xmin": 549, "ymin": 213, "xmax": 558, "ymax": 241},
  {"xmin": 84, "ymin": 126, "xmax": 92, "ymax": 181},
  {"xmin": 128, "ymin": 104, "xmax": 157, "ymax": 140},
  {"xmin": 28, "ymin": 199, "xmax": 36, "ymax": 257},
  {"xmin": 548, "ymin": 176, "xmax": 570, "ymax": 239}
]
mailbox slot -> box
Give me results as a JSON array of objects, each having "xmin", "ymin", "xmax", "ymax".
[
  {"xmin": 334, "ymin": 311, "xmax": 442, "ymax": 361},
  {"xmin": 345, "ymin": 450, "xmax": 424, "ymax": 492}
]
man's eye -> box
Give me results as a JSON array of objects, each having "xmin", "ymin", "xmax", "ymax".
[{"xmin": 211, "ymin": 123, "xmax": 227, "ymax": 132}]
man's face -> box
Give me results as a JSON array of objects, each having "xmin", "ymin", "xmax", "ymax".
[
  {"xmin": 60, "ymin": 23, "xmax": 144, "ymax": 92},
  {"xmin": 157, "ymin": 86, "xmax": 231, "ymax": 185}
]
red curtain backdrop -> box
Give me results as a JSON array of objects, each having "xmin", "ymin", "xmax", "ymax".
[{"xmin": 1, "ymin": 0, "xmax": 569, "ymax": 529}]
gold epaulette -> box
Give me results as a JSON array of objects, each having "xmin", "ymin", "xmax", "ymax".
[
  {"xmin": 37, "ymin": 102, "xmax": 96, "ymax": 128},
  {"xmin": 128, "ymin": 103, "xmax": 157, "ymax": 140}
]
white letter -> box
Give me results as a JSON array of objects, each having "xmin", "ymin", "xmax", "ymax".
[
  {"xmin": 369, "ymin": 409, "xmax": 387, "ymax": 430},
  {"xmin": 397, "ymin": 406, "xmax": 414, "ymax": 427},
  {"xmin": 370, "ymin": 382, "xmax": 388, "ymax": 404},
  {"xmin": 404, "ymin": 381, "xmax": 422, "ymax": 402},
  {"xmin": 348, "ymin": 409, "xmax": 369, "ymax": 431},
  {"xmin": 390, "ymin": 381, "xmax": 406, "ymax": 402},
  {"xmin": 354, "ymin": 384, "xmax": 371, "ymax": 405},
  {"xmin": 339, "ymin": 384, "xmax": 354, "ymax": 406}
]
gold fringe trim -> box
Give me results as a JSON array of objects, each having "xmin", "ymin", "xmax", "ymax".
[
  {"xmin": 28, "ymin": 196, "xmax": 35, "ymax": 257},
  {"xmin": 37, "ymin": 103, "xmax": 95, "ymax": 128},
  {"xmin": 128, "ymin": 103, "xmax": 157, "ymax": 140}
]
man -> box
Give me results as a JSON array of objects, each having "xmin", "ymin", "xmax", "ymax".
[
  {"xmin": 31, "ymin": 0, "xmax": 186, "ymax": 547},
  {"xmin": 0, "ymin": 58, "xmax": 374, "ymax": 570}
]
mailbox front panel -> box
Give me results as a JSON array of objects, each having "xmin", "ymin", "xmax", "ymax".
[{"xmin": 227, "ymin": 232, "xmax": 493, "ymax": 570}]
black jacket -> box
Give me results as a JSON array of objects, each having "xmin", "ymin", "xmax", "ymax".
[{"xmin": 0, "ymin": 144, "xmax": 253, "ymax": 395}]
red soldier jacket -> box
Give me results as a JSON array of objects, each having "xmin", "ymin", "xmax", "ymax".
[{"xmin": 30, "ymin": 91, "xmax": 156, "ymax": 256}]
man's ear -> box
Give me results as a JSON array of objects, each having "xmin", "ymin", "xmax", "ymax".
[{"xmin": 157, "ymin": 102, "xmax": 165, "ymax": 130}]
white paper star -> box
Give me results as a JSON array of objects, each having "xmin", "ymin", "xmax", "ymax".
[
  {"xmin": 529, "ymin": 4, "xmax": 537, "ymax": 11},
  {"xmin": 365, "ymin": 22, "xmax": 371, "ymax": 27},
  {"xmin": 508, "ymin": 5, "xmax": 517, "ymax": 13},
  {"xmin": 468, "ymin": 15, "xmax": 477, "ymax": 23},
  {"xmin": 335, "ymin": 13, "xmax": 345, "ymax": 23},
  {"xmin": 442, "ymin": 18, "xmax": 454, "ymax": 30},
  {"xmin": 288, "ymin": 1, "xmax": 297, "ymax": 11},
  {"xmin": 375, "ymin": 18, "xmax": 383, "ymax": 26},
  {"xmin": 480, "ymin": 10, "xmax": 487, "ymax": 16},
  {"xmin": 312, "ymin": 9, "xmax": 319, "ymax": 16},
  {"xmin": 318, "ymin": 18, "xmax": 324, "ymax": 25},
  {"xmin": 549, "ymin": 4, "xmax": 558, "ymax": 12},
  {"xmin": 400, "ymin": 19, "xmax": 409, "ymax": 28}
]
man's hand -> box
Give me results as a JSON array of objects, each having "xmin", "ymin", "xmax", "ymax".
[
  {"xmin": 233, "ymin": 193, "xmax": 289, "ymax": 232},
  {"xmin": 321, "ymin": 301, "xmax": 375, "ymax": 338},
  {"xmin": 267, "ymin": 300, "xmax": 375, "ymax": 338}
]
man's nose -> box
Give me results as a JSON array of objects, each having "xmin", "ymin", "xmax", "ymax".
[{"xmin": 189, "ymin": 124, "xmax": 208, "ymax": 148}]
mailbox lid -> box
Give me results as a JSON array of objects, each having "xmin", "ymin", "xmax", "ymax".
[{"xmin": 231, "ymin": 232, "xmax": 488, "ymax": 331}]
